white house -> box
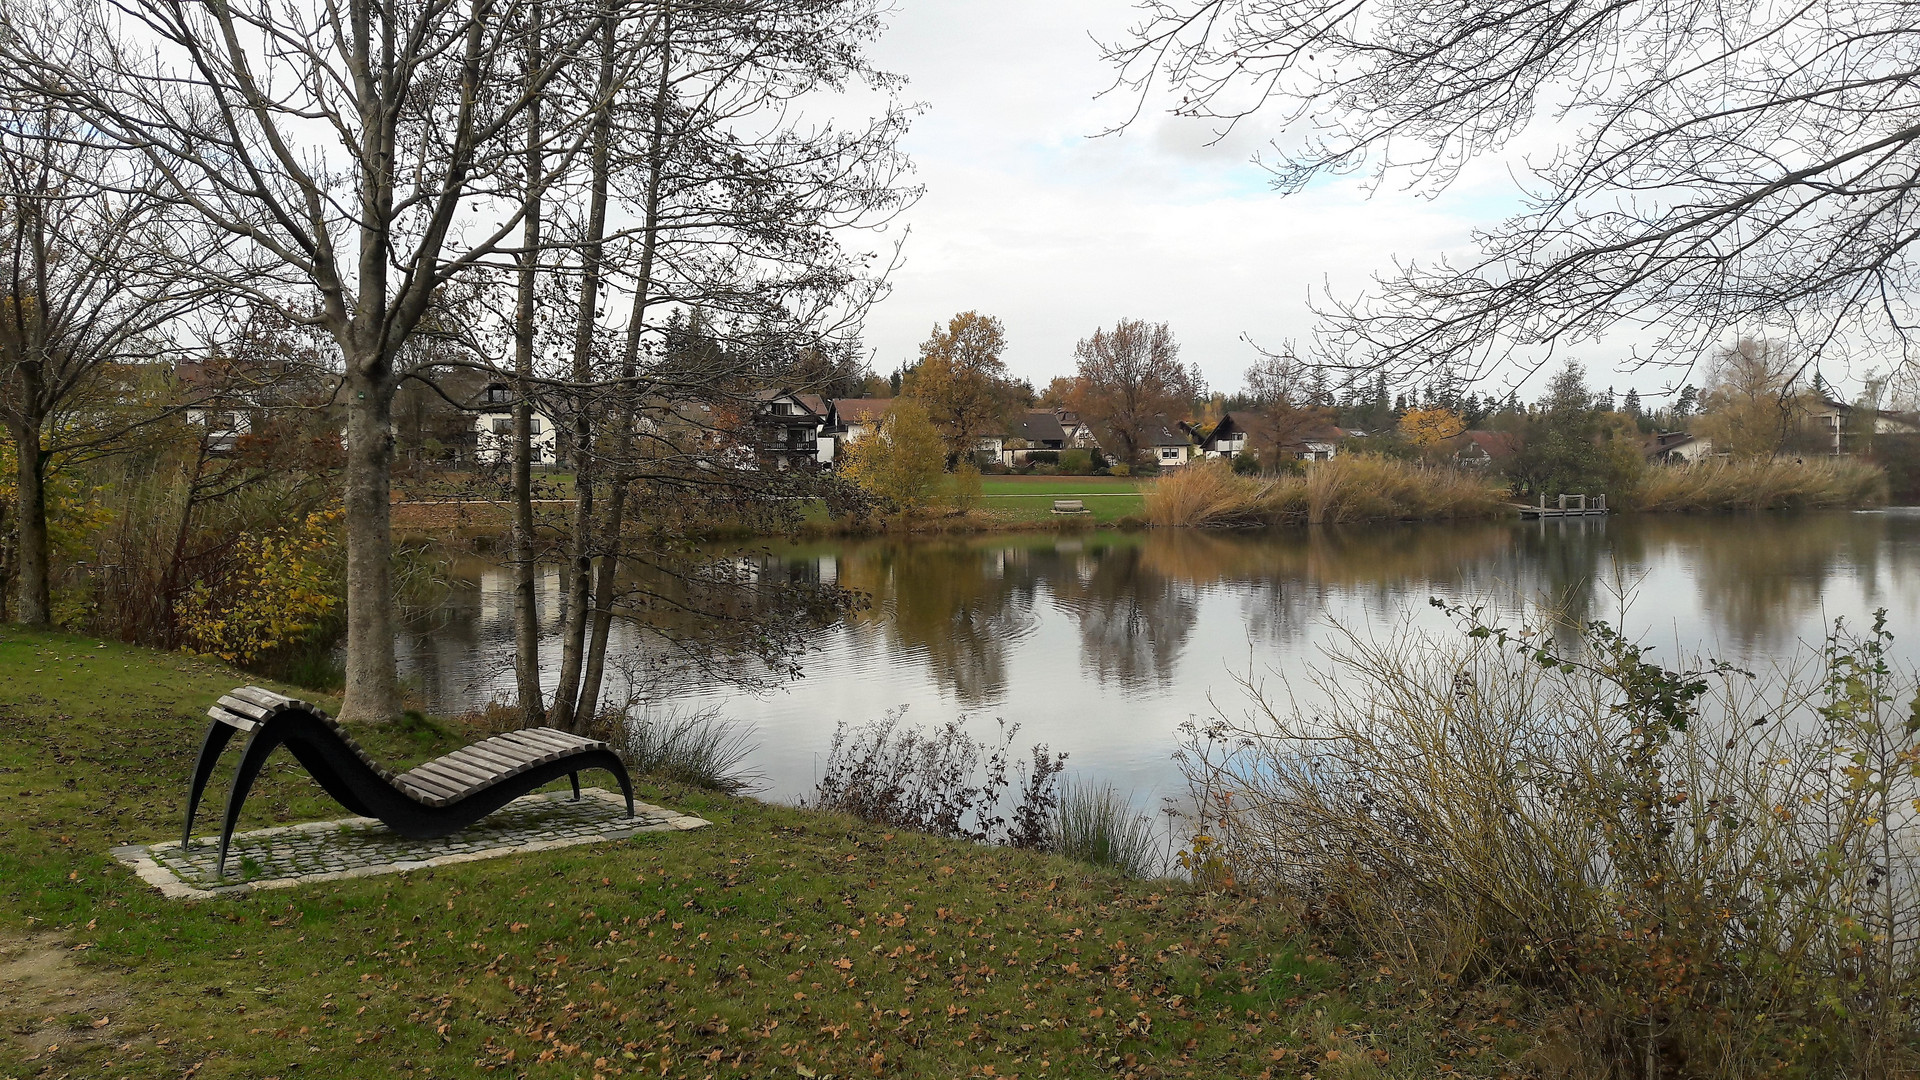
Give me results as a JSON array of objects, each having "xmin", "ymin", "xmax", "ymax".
[{"xmin": 472, "ymin": 382, "xmax": 560, "ymax": 466}]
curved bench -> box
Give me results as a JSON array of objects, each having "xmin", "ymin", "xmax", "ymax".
[{"xmin": 183, "ymin": 686, "xmax": 635, "ymax": 878}]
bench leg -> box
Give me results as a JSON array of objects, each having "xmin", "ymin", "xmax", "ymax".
[
  {"xmin": 568, "ymin": 772, "xmax": 581, "ymax": 801},
  {"xmin": 216, "ymin": 731, "xmax": 282, "ymax": 879},
  {"xmin": 183, "ymin": 719, "xmax": 241, "ymax": 848},
  {"xmin": 608, "ymin": 757, "xmax": 636, "ymax": 818}
]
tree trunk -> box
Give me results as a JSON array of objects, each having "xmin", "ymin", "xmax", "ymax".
[
  {"xmin": 9, "ymin": 418, "xmax": 50, "ymax": 627},
  {"xmin": 580, "ymin": 19, "xmax": 673, "ymax": 723},
  {"xmin": 510, "ymin": 0, "xmax": 547, "ymax": 727},
  {"xmin": 548, "ymin": 17, "xmax": 617, "ymax": 733},
  {"xmin": 339, "ymin": 368, "xmax": 400, "ymax": 720}
]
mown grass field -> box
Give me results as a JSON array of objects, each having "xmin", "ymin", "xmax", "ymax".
[
  {"xmin": 977, "ymin": 475, "xmax": 1147, "ymax": 525},
  {"xmin": 0, "ymin": 629, "xmax": 1531, "ymax": 1079}
]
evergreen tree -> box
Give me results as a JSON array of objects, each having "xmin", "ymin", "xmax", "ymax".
[{"xmin": 1622, "ymin": 388, "xmax": 1643, "ymax": 417}]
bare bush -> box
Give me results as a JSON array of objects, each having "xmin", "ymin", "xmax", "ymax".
[
  {"xmin": 1180, "ymin": 603, "xmax": 1920, "ymax": 1077},
  {"xmin": 809, "ymin": 711, "xmax": 1065, "ymax": 848}
]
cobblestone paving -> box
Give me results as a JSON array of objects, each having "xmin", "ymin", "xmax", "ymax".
[{"xmin": 112, "ymin": 789, "xmax": 709, "ymax": 898}]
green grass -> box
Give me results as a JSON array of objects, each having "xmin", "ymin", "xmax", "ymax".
[
  {"xmin": 976, "ymin": 475, "xmax": 1147, "ymax": 524},
  {"xmin": 0, "ymin": 629, "xmax": 1521, "ymax": 1078}
]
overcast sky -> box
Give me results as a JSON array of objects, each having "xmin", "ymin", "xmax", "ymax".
[{"xmin": 850, "ymin": 0, "xmax": 1547, "ymax": 400}]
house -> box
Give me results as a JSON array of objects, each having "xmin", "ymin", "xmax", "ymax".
[
  {"xmin": 1141, "ymin": 416, "xmax": 1195, "ymax": 468},
  {"xmin": 1645, "ymin": 430, "xmax": 1714, "ymax": 464},
  {"xmin": 1001, "ymin": 410, "xmax": 1069, "ymax": 466},
  {"xmin": 1187, "ymin": 412, "xmax": 1253, "ymax": 459},
  {"xmin": 176, "ymin": 357, "xmax": 343, "ymax": 456},
  {"xmin": 1056, "ymin": 409, "xmax": 1100, "ymax": 450},
  {"xmin": 1807, "ymin": 397, "xmax": 1920, "ymax": 455},
  {"xmin": 819, "ymin": 397, "xmax": 893, "ymax": 463},
  {"xmin": 470, "ymin": 382, "xmax": 560, "ymax": 466},
  {"xmin": 1276, "ymin": 422, "xmax": 1345, "ymax": 462},
  {"xmin": 1448, "ymin": 430, "xmax": 1518, "ymax": 468},
  {"xmin": 752, "ymin": 388, "xmax": 829, "ymax": 469}
]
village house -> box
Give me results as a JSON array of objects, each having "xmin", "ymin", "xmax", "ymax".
[
  {"xmin": 1141, "ymin": 416, "xmax": 1195, "ymax": 468},
  {"xmin": 752, "ymin": 388, "xmax": 830, "ymax": 469},
  {"xmin": 1000, "ymin": 410, "xmax": 1070, "ymax": 466},
  {"xmin": 469, "ymin": 382, "xmax": 562, "ymax": 466},
  {"xmin": 1807, "ymin": 397, "xmax": 1920, "ymax": 455},
  {"xmin": 1448, "ymin": 430, "xmax": 1518, "ymax": 468},
  {"xmin": 1644, "ymin": 430, "xmax": 1714, "ymax": 464},
  {"xmin": 1187, "ymin": 412, "xmax": 1252, "ymax": 459}
]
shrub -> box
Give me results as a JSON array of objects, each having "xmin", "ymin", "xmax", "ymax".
[
  {"xmin": 1058, "ymin": 448, "xmax": 1093, "ymax": 474},
  {"xmin": 1050, "ymin": 778, "xmax": 1161, "ymax": 878},
  {"xmin": 1230, "ymin": 451, "xmax": 1260, "ymax": 475},
  {"xmin": 950, "ymin": 459, "xmax": 983, "ymax": 513},
  {"xmin": 178, "ymin": 508, "xmax": 344, "ymax": 664},
  {"xmin": 1026, "ymin": 450, "xmax": 1059, "ymax": 466},
  {"xmin": 1108, "ymin": 463, "xmax": 1131, "ymax": 477},
  {"xmin": 839, "ymin": 398, "xmax": 947, "ymax": 512},
  {"xmin": 1180, "ymin": 604, "xmax": 1920, "ymax": 1077},
  {"xmin": 809, "ymin": 711, "xmax": 1065, "ymax": 848}
]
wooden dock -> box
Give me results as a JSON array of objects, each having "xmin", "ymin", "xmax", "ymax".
[{"xmin": 1515, "ymin": 493, "xmax": 1609, "ymax": 519}]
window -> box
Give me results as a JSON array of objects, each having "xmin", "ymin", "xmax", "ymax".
[
  {"xmin": 773, "ymin": 402, "xmax": 798, "ymax": 415},
  {"xmin": 491, "ymin": 418, "xmax": 512, "ymax": 434},
  {"xmin": 484, "ymin": 385, "xmax": 509, "ymax": 404},
  {"xmin": 1159, "ymin": 446, "xmax": 1182, "ymax": 462},
  {"xmin": 529, "ymin": 417, "xmax": 542, "ymax": 435}
]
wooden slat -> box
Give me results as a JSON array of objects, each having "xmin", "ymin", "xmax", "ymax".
[
  {"xmin": 460, "ymin": 742, "xmax": 537, "ymax": 772},
  {"xmin": 417, "ymin": 755, "xmax": 494, "ymax": 787},
  {"xmin": 396, "ymin": 770, "xmax": 463, "ymax": 800},
  {"xmin": 206, "ymin": 705, "xmax": 258, "ymax": 732},
  {"xmin": 215, "ymin": 694, "xmax": 276, "ymax": 721},
  {"xmin": 516, "ymin": 728, "xmax": 594, "ymax": 753},
  {"xmin": 231, "ymin": 686, "xmax": 295, "ymax": 710},
  {"xmin": 491, "ymin": 731, "xmax": 565, "ymax": 763},
  {"xmin": 407, "ymin": 761, "xmax": 485, "ymax": 795}
]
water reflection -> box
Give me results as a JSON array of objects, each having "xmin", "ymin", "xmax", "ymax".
[{"xmin": 395, "ymin": 511, "xmax": 1920, "ymax": 801}]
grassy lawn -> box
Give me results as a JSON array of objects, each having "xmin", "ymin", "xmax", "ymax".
[
  {"xmin": 0, "ymin": 629, "xmax": 1525, "ymax": 1079},
  {"xmin": 978, "ymin": 475, "xmax": 1148, "ymax": 525}
]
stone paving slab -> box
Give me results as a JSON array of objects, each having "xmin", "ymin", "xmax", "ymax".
[{"xmin": 111, "ymin": 788, "xmax": 709, "ymax": 900}]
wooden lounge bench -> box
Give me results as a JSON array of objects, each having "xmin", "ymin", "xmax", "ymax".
[
  {"xmin": 1051, "ymin": 499, "xmax": 1088, "ymax": 514},
  {"xmin": 183, "ymin": 686, "xmax": 635, "ymax": 878}
]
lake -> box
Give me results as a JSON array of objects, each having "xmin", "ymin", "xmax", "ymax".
[{"xmin": 392, "ymin": 510, "xmax": 1920, "ymax": 804}]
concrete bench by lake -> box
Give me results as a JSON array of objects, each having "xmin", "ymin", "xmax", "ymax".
[{"xmin": 1052, "ymin": 499, "xmax": 1088, "ymax": 514}]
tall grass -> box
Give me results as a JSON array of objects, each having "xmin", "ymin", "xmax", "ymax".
[
  {"xmin": 1630, "ymin": 456, "xmax": 1886, "ymax": 511},
  {"xmin": 593, "ymin": 702, "xmax": 762, "ymax": 794},
  {"xmin": 1049, "ymin": 778, "xmax": 1161, "ymax": 878},
  {"xmin": 1180, "ymin": 606, "xmax": 1920, "ymax": 1078},
  {"xmin": 1144, "ymin": 457, "xmax": 1505, "ymax": 527}
]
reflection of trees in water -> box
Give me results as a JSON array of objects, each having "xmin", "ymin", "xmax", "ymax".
[
  {"xmin": 1048, "ymin": 542, "xmax": 1200, "ymax": 690},
  {"xmin": 836, "ymin": 540, "xmax": 1044, "ymax": 705},
  {"xmin": 1629, "ymin": 513, "xmax": 1890, "ymax": 652}
]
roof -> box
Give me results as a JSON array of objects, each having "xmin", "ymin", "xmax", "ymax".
[
  {"xmin": 831, "ymin": 398, "xmax": 893, "ymax": 426},
  {"xmin": 1141, "ymin": 416, "xmax": 1191, "ymax": 448},
  {"xmin": 752, "ymin": 388, "xmax": 826, "ymax": 418},
  {"xmin": 1007, "ymin": 411, "xmax": 1068, "ymax": 445},
  {"xmin": 1455, "ymin": 430, "xmax": 1518, "ymax": 459}
]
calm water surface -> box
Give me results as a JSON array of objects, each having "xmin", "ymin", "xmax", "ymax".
[{"xmin": 394, "ymin": 511, "xmax": 1920, "ymax": 803}]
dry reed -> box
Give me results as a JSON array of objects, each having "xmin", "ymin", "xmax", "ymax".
[
  {"xmin": 1144, "ymin": 457, "xmax": 1505, "ymax": 527},
  {"xmin": 1629, "ymin": 456, "xmax": 1886, "ymax": 511}
]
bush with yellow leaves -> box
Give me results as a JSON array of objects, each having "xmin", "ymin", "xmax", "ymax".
[{"xmin": 180, "ymin": 508, "xmax": 344, "ymax": 664}]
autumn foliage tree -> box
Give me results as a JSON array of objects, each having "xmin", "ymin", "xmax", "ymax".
[
  {"xmin": 1695, "ymin": 338, "xmax": 1817, "ymax": 460},
  {"xmin": 904, "ymin": 311, "xmax": 1018, "ymax": 458},
  {"xmin": 1071, "ymin": 318, "xmax": 1202, "ymax": 462},
  {"xmin": 1399, "ymin": 408, "xmax": 1466, "ymax": 447}
]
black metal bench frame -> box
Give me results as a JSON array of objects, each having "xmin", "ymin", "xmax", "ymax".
[{"xmin": 183, "ymin": 687, "xmax": 635, "ymax": 878}]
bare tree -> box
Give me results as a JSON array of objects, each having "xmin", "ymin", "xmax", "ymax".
[
  {"xmin": 541, "ymin": 0, "xmax": 918, "ymax": 729},
  {"xmin": 1072, "ymin": 318, "xmax": 1200, "ymax": 462},
  {"xmin": 2, "ymin": 0, "xmax": 616, "ymax": 716},
  {"xmin": 0, "ymin": 99, "xmax": 211, "ymax": 626},
  {"xmin": 1105, "ymin": 2, "xmax": 1920, "ymax": 383}
]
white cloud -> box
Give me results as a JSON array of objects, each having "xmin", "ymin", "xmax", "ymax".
[{"xmin": 852, "ymin": 0, "xmax": 1526, "ymax": 394}]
